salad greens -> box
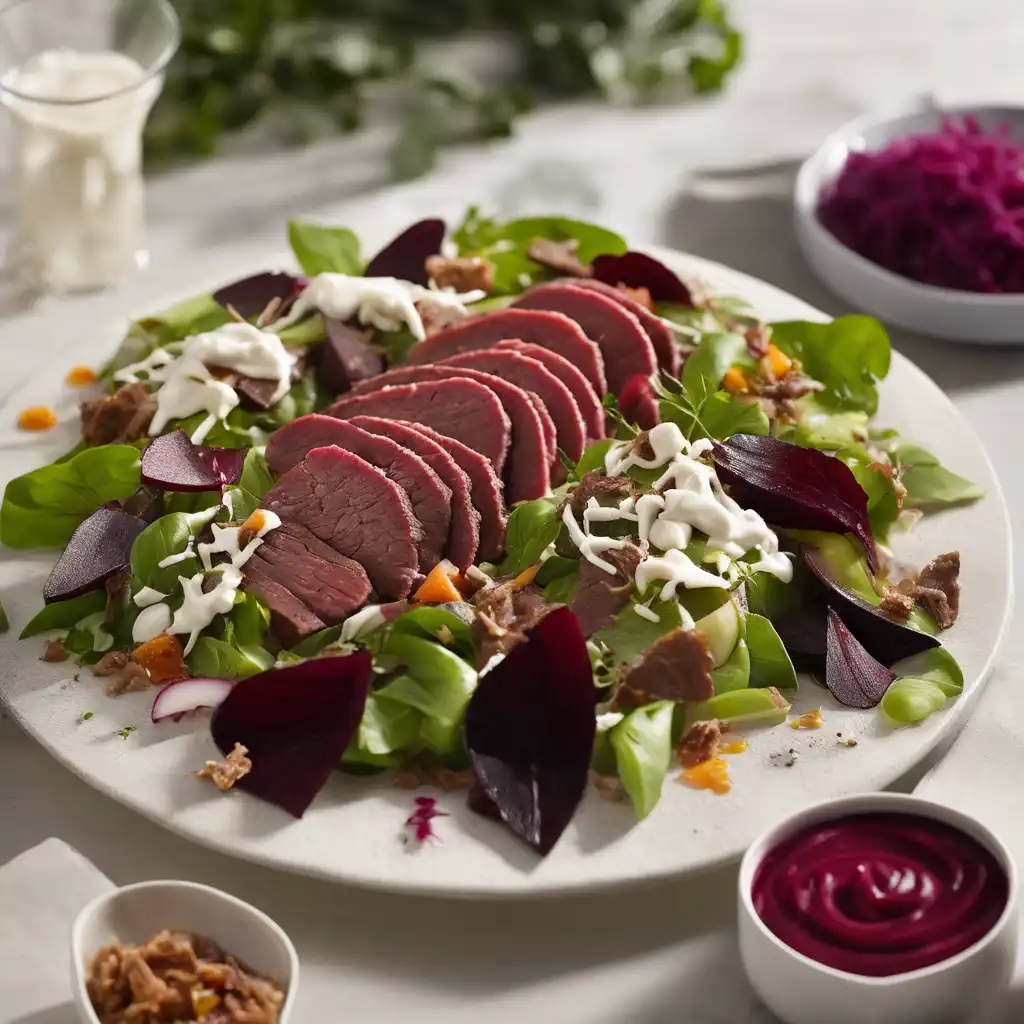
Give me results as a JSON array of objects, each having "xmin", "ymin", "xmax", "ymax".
[{"xmin": 2, "ymin": 207, "xmax": 986, "ymax": 840}]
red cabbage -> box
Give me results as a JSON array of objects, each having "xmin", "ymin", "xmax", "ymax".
[
  {"xmin": 464, "ymin": 607, "xmax": 596, "ymax": 855},
  {"xmin": 825, "ymin": 608, "xmax": 894, "ymax": 708},
  {"xmin": 43, "ymin": 504, "xmax": 148, "ymax": 603},
  {"xmin": 316, "ymin": 319, "xmax": 385, "ymax": 394},
  {"xmin": 365, "ymin": 219, "xmax": 446, "ymax": 285},
  {"xmin": 802, "ymin": 545, "xmax": 940, "ymax": 665},
  {"xmin": 712, "ymin": 434, "xmax": 878, "ymax": 571},
  {"xmin": 213, "ymin": 271, "xmax": 304, "ymax": 320},
  {"xmin": 818, "ymin": 116, "xmax": 1024, "ymax": 293},
  {"xmin": 590, "ymin": 251, "xmax": 695, "ymax": 305},
  {"xmin": 210, "ymin": 651, "xmax": 372, "ymax": 818},
  {"xmin": 141, "ymin": 430, "xmax": 246, "ymax": 492}
]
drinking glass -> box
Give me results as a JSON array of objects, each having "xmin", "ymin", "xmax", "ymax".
[{"xmin": 0, "ymin": 0, "xmax": 180, "ymax": 293}]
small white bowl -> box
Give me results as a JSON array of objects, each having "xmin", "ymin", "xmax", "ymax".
[
  {"xmin": 795, "ymin": 102, "xmax": 1024, "ymax": 344},
  {"xmin": 71, "ymin": 880, "xmax": 299, "ymax": 1024},
  {"xmin": 738, "ymin": 793, "xmax": 1018, "ymax": 1024}
]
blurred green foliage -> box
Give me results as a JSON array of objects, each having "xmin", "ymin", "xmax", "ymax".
[{"xmin": 147, "ymin": 0, "xmax": 741, "ymax": 178}]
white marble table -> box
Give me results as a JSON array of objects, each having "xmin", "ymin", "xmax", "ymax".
[{"xmin": 2, "ymin": 1, "xmax": 1023, "ymax": 1020}]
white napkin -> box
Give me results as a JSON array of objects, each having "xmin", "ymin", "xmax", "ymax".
[{"xmin": 0, "ymin": 838, "xmax": 114, "ymax": 1023}]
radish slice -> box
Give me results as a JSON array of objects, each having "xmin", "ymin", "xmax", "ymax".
[{"xmin": 151, "ymin": 678, "xmax": 234, "ymax": 723}]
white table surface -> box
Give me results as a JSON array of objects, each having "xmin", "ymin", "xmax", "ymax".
[{"xmin": 2, "ymin": 2, "xmax": 1023, "ymax": 1020}]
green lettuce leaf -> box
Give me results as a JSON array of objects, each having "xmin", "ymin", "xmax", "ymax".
[
  {"xmin": 745, "ymin": 613, "xmax": 798, "ymax": 689},
  {"xmin": 130, "ymin": 513, "xmax": 200, "ymax": 593},
  {"xmin": 287, "ymin": 220, "xmax": 362, "ymax": 276},
  {"xmin": 770, "ymin": 316, "xmax": 891, "ymax": 415},
  {"xmin": 499, "ymin": 498, "xmax": 560, "ymax": 575},
  {"xmin": 186, "ymin": 636, "xmax": 274, "ymax": 680},
  {"xmin": 895, "ymin": 443, "xmax": 985, "ymax": 511},
  {"xmin": 342, "ymin": 694, "xmax": 421, "ymax": 768},
  {"xmin": 20, "ymin": 591, "xmax": 107, "ymax": 638},
  {"xmin": 609, "ymin": 701, "xmax": 674, "ymax": 820},
  {"xmin": 836, "ymin": 447, "xmax": 900, "ymax": 539},
  {"xmin": 388, "ymin": 605, "xmax": 475, "ymax": 663},
  {"xmin": 593, "ymin": 597, "xmax": 683, "ymax": 670},
  {"xmin": 711, "ymin": 637, "xmax": 750, "ymax": 694},
  {"xmin": 1, "ymin": 446, "xmax": 142, "ymax": 549},
  {"xmin": 881, "ymin": 648, "xmax": 964, "ymax": 725},
  {"xmin": 239, "ymin": 448, "xmax": 275, "ymax": 499},
  {"xmin": 681, "ymin": 331, "xmax": 754, "ymax": 403}
]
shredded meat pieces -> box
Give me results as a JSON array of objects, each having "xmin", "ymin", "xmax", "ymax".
[
  {"xmin": 744, "ymin": 324, "xmax": 771, "ymax": 359},
  {"xmin": 570, "ymin": 542, "xmax": 644, "ymax": 636},
  {"xmin": 81, "ymin": 381, "xmax": 156, "ymax": 446},
  {"xmin": 617, "ymin": 628, "xmax": 715, "ymax": 707},
  {"xmin": 86, "ymin": 930, "xmax": 285, "ymax": 1023},
  {"xmin": 565, "ymin": 469, "xmax": 635, "ymax": 518},
  {"xmin": 41, "ymin": 638, "xmax": 69, "ymax": 662},
  {"xmin": 878, "ymin": 586, "xmax": 915, "ymax": 622},
  {"xmin": 758, "ymin": 372, "xmax": 824, "ymax": 402},
  {"xmin": 194, "ymin": 743, "xmax": 252, "ymax": 792},
  {"xmin": 393, "ymin": 762, "xmax": 475, "ymax": 791},
  {"xmin": 425, "ymin": 254, "xmax": 496, "ymax": 294},
  {"xmin": 677, "ymin": 718, "xmax": 724, "ymax": 768},
  {"xmin": 905, "ymin": 551, "xmax": 961, "ymax": 629},
  {"xmin": 526, "ymin": 237, "xmax": 591, "ymax": 277},
  {"xmin": 93, "ymin": 651, "xmax": 153, "ymax": 696},
  {"xmin": 471, "ymin": 582, "xmax": 558, "ymax": 670}
]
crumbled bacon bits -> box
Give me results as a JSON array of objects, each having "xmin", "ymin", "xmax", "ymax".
[
  {"xmin": 425, "ymin": 254, "xmax": 496, "ymax": 294},
  {"xmin": 676, "ymin": 719, "xmax": 724, "ymax": 768},
  {"xmin": 405, "ymin": 795, "xmax": 449, "ymax": 845},
  {"xmin": 194, "ymin": 743, "xmax": 252, "ymax": 792},
  {"xmin": 41, "ymin": 638, "xmax": 70, "ymax": 662}
]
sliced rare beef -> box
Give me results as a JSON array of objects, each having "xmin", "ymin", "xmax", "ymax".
[
  {"xmin": 241, "ymin": 569, "xmax": 326, "ymax": 648},
  {"xmin": 618, "ymin": 374, "xmax": 660, "ymax": 430},
  {"xmin": 564, "ymin": 277, "xmax": 679, "ymax": 376},
  {"xmin": 617, "ymin": 628, "xmax": 715, "ymax": 707},
  {"xmin": 438, "ymin": 349, "xmax": 587, "ymax": 479},
  {"xmin": 493, "ymin": 339, "xmax": 605, "ymax": 442},
  {"xmin": 406, "ymin": 308, "xmax": 607, "ymax": 397},
  {"xmin": 349, "ymin": 415, "xmax": 480, "ymax": 570},
  {"xmin": 245, "ymin": 522, "xmax": 372, "ymax": 624},
  {"xmin": 569, "ymin": 543, "xmax": 644, "ymax": 637},
  {"xmin": 325, "ymin": 378, "xmax": 511, "ymax": 477},
  {"xmin": 317, "ymin": 319, "xmax": 385, "ymax": 395},
  {"xmin": 402, "ymin": 422, "xmax": 507, "ymax": 563},
  {"xmin": 262, "ymin": 445, "xmax": 422, "ymax": 600},
  {"xmin": 513, "ymin": 283, "xmax": 658, "ymax": 397},
  {"xmin": 265, "ymin": 414, "xmax": 452, "ymax": 569},
  {"xmin": 348, "ymin": 365, "xmax": 551, "ymax": 504}
]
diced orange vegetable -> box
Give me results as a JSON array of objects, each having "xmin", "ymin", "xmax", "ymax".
[
  {"xmin": 722, "ymin": 367, "xmax": 751, "ymax": 395},
  {"xmin": 241, "ymin": 509, "xmax": 267, "ymax": 534},
  {"xmin": 512, "ymin": 563, "xmax": 540, "ymax": 589},
  {"xmin": 17, "ymin": 406, "xmax": 57, "ymax": 431},
  {"xmin": 413, "ymin": 563, "xmax": 463, "ymax": 604},
  {"xmin": 131, "ymin": 633, "xmax": 188, "ymax": 685},
  {"xmin": 759, "ymin": 343, "xmax": 792, "ymax": 380},
  {"xmin": 65, "ymin": 365, "xmax": 98, "ymax": 386}
]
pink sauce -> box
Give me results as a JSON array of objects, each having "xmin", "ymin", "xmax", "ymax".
[{"xmin": 752, "ymin": 813, "xmax": 1008, "ymax": 976}]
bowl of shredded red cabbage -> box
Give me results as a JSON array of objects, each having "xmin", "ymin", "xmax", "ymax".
[{"xmin": 818, "ymin": 115, "xmax": 1024, "ymax": 294}]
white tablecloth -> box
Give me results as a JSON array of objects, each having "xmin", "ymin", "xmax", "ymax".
[{"xmin": 2, "ymin": 2, "xmax": 1023, "ymax": 1020}]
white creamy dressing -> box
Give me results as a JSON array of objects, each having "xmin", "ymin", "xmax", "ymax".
[
  {"xmin": 114, "ymin": 322, "xmax": 295, "ymax": 443},
  {"xmin": 563, "ymin": 422, "xmax": 792, "ymax": 602},
  {"xmin": 157, "ymin": 539, "xmax": 195, "ymax": 569},
  {"xmin": 596, "ymin": 711, "xmax": 625, "ymax": 731},
  {"xmin": 1, "ymin": 49, "xmax": 162, "ymax": 292},
  {"xmin": 133, "ymin": 509, "xmax": 282, "ymax": 652},
  {"xmin": 271, "ymin": 273, "xmax": 485, "ymax": 342}
]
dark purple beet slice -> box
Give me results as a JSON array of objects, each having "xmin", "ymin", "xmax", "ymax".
[
  {"xmin": 364, "ymin": 218, "xmax": 446, "ymax": 286},
  {"xmin": 464, "ymin": 606, "xmax": 596, "ymax": 855},
  {"xmin": 235, "ymin": 376, "xmax": 280, "ymax": 411},
  {"xmin": 802, "ymin": 546, "xmax": 940, "ymax": 664},
  {"xmin": 210, "ymin": 651, "xmax": 372, "ymax": 818},
  {"xmin": 590, "ymin": 251, "xmax": 695, "ymax": 306},
  {"xmin": 712, "ymin": 435, "xmax": 878, "ymax": 572},
  {"xmin": 825, "ymin": 608, "xmax": 895, "ymax": 708},
  {"xmin": 774, "ymin": 603, "xmax": 828, "ymax": 672},
  {"xmin": 213, "ymin": 271, "xmax": 304, "ymax": 320},
  {"xmin": 119, "ymin": 486, "xmax": 165, "ymax": 523},
  {"xmin": 141, "ymin": 430, "xmax": 246, "ymax": 492},
  {"xmin": 316, "ymin": 319, "xmax": 385, "ymax": 394},
  {"xmin": 43, "ymin": 505, "xmax": 148, "ymax": 603}
]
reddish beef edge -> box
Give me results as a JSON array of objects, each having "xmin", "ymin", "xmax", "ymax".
[
  {"xmin": 266, "ymin": 414, "xmax": 452, "ymax": 569},
  {"xmin": 262, "ymin": 445, "xmax": 422, "ymax": 600},
  {"xmin": 326, "ymin": 378, "xmax": 511, "ymax": 478},
  {"xmin": 347, "ymin": 365, "xmax": 550, "ymax": 503}
]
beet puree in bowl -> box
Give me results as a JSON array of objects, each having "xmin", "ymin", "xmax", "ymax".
[
  {"xmin": 752, "ymin": 812, "xmax": 1008, "ymax": 977},
  {"xmin": 738, "ymin": 794, "xmax": 1018, "ymax": 1024}
]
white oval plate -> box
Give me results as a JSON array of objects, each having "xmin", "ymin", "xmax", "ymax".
[{"xmin": 0, "ymin": 249, "xmax": 1012, "ymax": 897}]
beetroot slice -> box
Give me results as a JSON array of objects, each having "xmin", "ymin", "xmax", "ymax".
[
  {"xmin": 590, "ymin": 251, "xmax": 695, "ymax": 306},
  {"xmin": 774, "ymin": 603, "xmax": 828, "ymax": 672},
  {"xmin": 802, "ymin": 546, "xmax": 940, "ymax": 665},
  {"xmin": 141, "ymin": 430, "xmax": 246, "ymax": 492},
  {"xmin": 712, "ymin": 435, "xmax": 878, "ymax": 572},
  {"xmin": 213, "ymin": 272, "xmax": 304, "ymax": 320},
  {"xmin": 464, "ymin": 606, "xmax": 596, "ymax": 855},
  {"xmin": 210, "ymin": 651, "xmax": 372, "ymax": 818},
  {"xmin": 825, "ymin": 609, "xmax": 895, "ymax": 708},
  {"xmin": 316, "ymin": 319, "xmax": 385, "ymax": 395},
  {"xmin": 43, "ymin": 505, "xmax": 148, "ymax": 603},
  {"xmin": 364, "ymin": 218, "xmax": 446, "ymax": 286}
]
